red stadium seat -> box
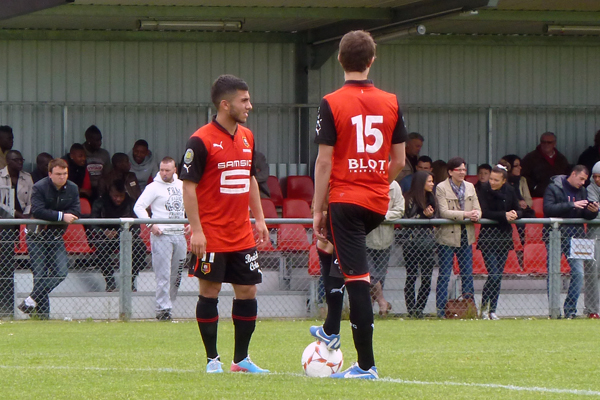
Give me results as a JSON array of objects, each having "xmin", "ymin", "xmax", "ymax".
[
  {"xmin": 474, "ymin": 223, "xmax": 481, "ymax": 241},
  {"xmin": 286, "ymin": 175, "xmax": 314, "ymax": 204},
  {"xmin": 14, "ymin": 225, "xmax": 28, "ymax": 255},
  {"xmin": 308, "ymin": 245, "xmax": 321, "ymax": 276},
  {"xmin": 283, "ymin": 198, "xmax": 312, "ymax": 219},
  {"xmin": 267, "ymin": 176, "xmax": 284, "ymax": 207},
  {"xmin": 472, "ymin": 247, "xmax": 487, "ymax": 275},
  {"xmin": 525, "ymin": 224, "xmax": 544, "ymax": 244},
  {"xmin": 561, "ymin": 254, "xmax": 571, "ymax": 275},
  {"xmin": 261, "ymin": 198, "xmax": 278, "ymax": 220},
  {"xmin": 64, "ymin": 224, "xmax": 94, "ymax": 254},
  {"xmin": 140, "ymin": 224, "xmax": 152, "ymax": 253},
  {"xmin": 531, "ymin": 197, "xmax": 544, "ymax": 218},
  {"xmin": 512, "ymin": 225, "xmax": 523, "ymax": 251},
  {"xmin": 523, "ymin": 243, "xmax": 547, "ymax": 274},
  {"xmin": 465, "ymin": 175, "xmax": 479, "ymax": 185},
  {"xmin": 79, "ymin": 197, "xmax": 92, "ymax": 215},
  {"xmin": 504, "ymin": 250, "xmax": 522, "ymax": 274},
  {"xmin": 277, "ymin": 223, "xmax": 310, "ymax": 252}
]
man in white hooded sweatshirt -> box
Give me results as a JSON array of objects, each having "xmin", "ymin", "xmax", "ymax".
[{"xmin": 134, "ymin": 157, "xmax": 186, "ymax": 321}]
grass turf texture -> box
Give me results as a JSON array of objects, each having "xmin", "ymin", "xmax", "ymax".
[{"xmin": 0, "ymin": 318, "xmax": 598, "ymax": 399}]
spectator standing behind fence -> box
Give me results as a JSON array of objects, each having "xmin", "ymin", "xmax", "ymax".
[
  {"xmin": 477, "ymin": 165, "xmax": 522, "ymax": 320},
  {"xmin": 31, "ymin": 153, "xmax": 53, "ymax": 184},
  {"xmin": 585, "ymin": 161, "xmax": 600, "ymax": 319},
  {"xmin": 577, "ymin": 130, "xmax": 600, "ymax": 182},
  {"xmin": 134, "ymin": 157, "xmax": 186, "ymax": 321},
  {"xmin": 0, "ymin": 150, "xmax": 33, "ymax": 317},
  {"xmin": 83, "ymin": 125, "xmax": 111, "ymax": 199},
  {"xmin": 366, "ymin": 180, "xmax": 404, "ymax": 317},
  {"xmin": 403, "ymin": 171, "xmax": 437, "ymax": 319},
  {"xmin": 435, "ymin": 157, "xmax": 481, "ymax": 318},
  {"xmin": 521, "ymin": 132, "xmax": 570, "ymax": 198},
  {"xmin": 90, "ymin": 180, "xmax": 148, "ymax": 292},
  {"xmin": 399, "ymin": 155, "xmax": 432, "ymax": 193},
  {"xmin": 0, "ymin": 126, "xmax": 14, "ymax": 170},
  {"xmin": 99, "ymin": 153, "xmax": 141, "ymax": 202},
  {"xmin": 396, "ymin": 132, "xmax": 423, "ymax": 184},
  {"xmin": 544, "ymin": 165, "xmax": 599, "ymax": 319},
  {"xmin": 129, "ymin": 140, "xmax": 159, "ymax": 192},
  {"xmin": 18, "ymin": 159, "xmax": 80, "ymax": 320},
  {"xmin": 254, "ymin": 150, "xmax": 270, "ymax": 199},
  {"xmin": 63, "ymin": 143, "xmax": 92, "ymax": 199}
]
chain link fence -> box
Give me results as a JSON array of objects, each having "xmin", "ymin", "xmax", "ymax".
[{"xmin": 1, "ymin": 218, "xmax": 598, "ymax": 321}]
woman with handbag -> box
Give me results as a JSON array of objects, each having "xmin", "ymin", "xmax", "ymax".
[
  {"xmin": 435, "ymin": 157, "xmax": 481, "ymax": 318},
  {"xmin": 477, "ymin": 165, "xmax": 523, "ymax": 320},
  {"xmin": 403, "ymin": 171, "xmax": 437, "ymax": 318}
]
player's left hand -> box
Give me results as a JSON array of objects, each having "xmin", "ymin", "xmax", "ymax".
[
  {"xmin": 313, "ymin": 212, "xmax": 327, "ymax": 242},
  {"xmin": 255, "ymin": 220, "xmax": 269, "ymax": 244}
]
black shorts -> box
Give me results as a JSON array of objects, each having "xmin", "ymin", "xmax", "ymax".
[
  {"xmin": 190, "ymin": 246, "xmax": 262, "ymax": 285},
  {"xmin": 328, "ymin": 203, "xmax": 385, "ymax": 279}
]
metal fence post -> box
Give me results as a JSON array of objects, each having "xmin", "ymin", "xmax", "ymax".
[
  {"xmin": 548, "ymin": 221, "xmax": 562, "ymax": 319},
  {"xmin": 119, "ymin": 219, "xmax": 133, "ymax": 321}
]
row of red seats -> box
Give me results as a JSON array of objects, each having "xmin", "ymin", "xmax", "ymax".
[{"xmin": 267, "ymin": 175, "xmax": 314, "ymax": 207}]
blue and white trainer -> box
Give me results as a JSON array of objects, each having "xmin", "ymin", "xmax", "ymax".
[
  {"xmin": 206, "ymin": 356, "xmax": 223, "ymax": 373},
  {"xmin": 331, "ymin": 363, "xmax": 378, "ymax": 379},
  {"xmin": 230, "ymin": 356, "xmax": 269, "ymax": 373},
  {"xmin": 309, "ymin": 325, "xmax": 341, "ymax": 350}
]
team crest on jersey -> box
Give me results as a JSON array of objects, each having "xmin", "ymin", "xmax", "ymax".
[
  {"xmin": 242, "ymin": 136, "xmax": 250, "ymax": 148},
  {"xmin": 184, "ymin": 149, "xmax": 194, "ymax": 164},
  {"xmin": 201, "ymin": 262, "xmax": 211, "ymax": 275}
]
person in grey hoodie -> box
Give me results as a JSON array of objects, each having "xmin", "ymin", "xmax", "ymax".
[
  {"xmin": 585, "ymin": 161, "xmax": 600, "ymax": 319},
  {"xmin": 134, "ymin": 157, "xmax": 187, "ymax": 321},
  {"xmin": 129, "ymin": 139, "xmax": 159, "ymax": 191}
]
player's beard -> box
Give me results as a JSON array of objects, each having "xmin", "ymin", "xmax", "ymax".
[{"xmin": 229, "ymin": 105, "xmax": 248, "ymax": 124}]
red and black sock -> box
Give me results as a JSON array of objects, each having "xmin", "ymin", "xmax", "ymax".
[
  {"xmin": 346, "ymin": 281, "xmax": 375, "ymax": 371},
  {"xmin": 196, "ymin": 295, "xmax": 219, "ymax": 361},
  {"xmin": 232, "ymin": 298, "xmax": 257, "ymax": 364}
]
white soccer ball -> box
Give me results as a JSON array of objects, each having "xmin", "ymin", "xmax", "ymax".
[{"xmin": 301, "ymin": 340, "xmax": 343, "ymax": 377}]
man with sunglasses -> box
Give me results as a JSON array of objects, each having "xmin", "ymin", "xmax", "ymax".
[{"xmin": 521, "ymin": 132, "xmax": 570, "ymax": 197}]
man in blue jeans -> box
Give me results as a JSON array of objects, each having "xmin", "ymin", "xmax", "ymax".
[
  {"xmin": 544, "ymin": 165, "xmax": 598, "ymax": 319},
  {"xmin": 18, "ymin": 158, "xmax": 80, "ymax": 320}
]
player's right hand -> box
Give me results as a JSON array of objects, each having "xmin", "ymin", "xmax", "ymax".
[
  {"xmin": 190, "ymin": 230, "xmax": 207, "ymax": 259},
  {"xmin": 313, "ymin": 212, "xmax": 327, "ymax": 242}
]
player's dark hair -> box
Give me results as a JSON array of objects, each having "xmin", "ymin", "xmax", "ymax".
[
  {"xmin": 111, "ymin": 152, "xmax": 129, "ymax": 166},
  {"xmin": 48, "ymin": 158, "xmax": 68, "ymax": 173},
  {"xmin": 70, "ymin": 143, "xmax": 85, "ymax": 153},
  {"xmin": 109, "ymin": 179, "xmax": 126, "ymax": 194},
  {"xmin": 0, "ymin": 125, "xmax": 13, "ymax": 136},
  {"xmin": 134, "ymin": 139, "xmax": 149, "ymax": 148},
  {"xmin": 447, "ymin": 157, "xmax": 466, "ymax": 172},
  {"xmin": 211, "ymin": 75, "xmax": 249, "ymax": 109},
  {"xmin": 571, "ymin": 164, "xmax": 589, "ymax": 176},
  {"xmin": 477, "ymin": 163, "xmax": 492, "ymax": 173},
  {"xmin": 161, "ymin": 156, "xmax": 176, "ymax": 166},
  {"xmin": 338, "ymin": 30, "xmax": 376, "ymax": 73},
  {"xmin": 85, "ymin": 125, "xmax": 102, "ymax": 138}
]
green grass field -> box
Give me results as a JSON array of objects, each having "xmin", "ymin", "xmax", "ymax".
[{"xmin": 0, "ymin": 318, "xmax": 598, "ymax": 399}]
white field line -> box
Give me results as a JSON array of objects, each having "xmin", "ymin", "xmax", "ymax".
[{"xmin": 1, "ymin": 365, "xmax": 599, "ymax": 397}]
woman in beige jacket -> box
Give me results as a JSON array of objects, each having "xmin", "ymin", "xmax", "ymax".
[{"xmin": 435, "ymin": 157, "xmax": 481, "ymax": 318}]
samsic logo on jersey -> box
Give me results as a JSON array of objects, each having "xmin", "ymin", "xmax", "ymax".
[
  {"xmin": 348, "ymin": 158, "xmax": 386, "ymax": 173},
  {"xmin": 217, "ymin": 159, "xmax": 252, "ymax": 169}
]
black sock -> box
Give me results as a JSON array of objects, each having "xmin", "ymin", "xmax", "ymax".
[
  {"xmin": 232, "ymin": 298, "xmax": 257, "ymax": 364},
  {"xmin": 323, "ymin": 275, "xmax": 345, "ymax": 335},
  {"xmin": 196, "ymin": 295, "xmax": 219, "ymax": 361},
  {"xmin": 346, "ymin": 281, "xmax": 375, "ymax": 371}
]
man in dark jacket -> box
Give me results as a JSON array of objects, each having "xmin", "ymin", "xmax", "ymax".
[
  {"xmin": 577, "ymin": 129, "xmax": 600, "ymax": 182},
  {"xmin": 63, "ymin": 143, "xmax": 92, "ymax": 199},
  {"xmin": 18, "ymin": 158, "xmax": 80, "ymax": 319},
  {"xmin": 521, "ymin": 132, "xmax": 571, "ymax": 197},
  {"xmin": 544, "ymin": 165, "xmax": 599, "ymax": 318},
  {"xmin": 98, "ymin": 153, "xmax": 141, "ymax": 202},
  {"xmin": 90, "ymin": 179, "xmax": 147, "ymax": 292}
]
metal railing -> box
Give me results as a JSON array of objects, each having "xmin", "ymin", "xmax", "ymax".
[{"xmin": 0, "ymin": 218, "xmax": 598, "ymax": 321}]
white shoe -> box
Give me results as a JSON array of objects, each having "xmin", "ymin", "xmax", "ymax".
[
  {"xmin": 489, "ymin": 312, "xmax": 500, "ymax": 320},
  {"xmin": 481, "ymin": 311, "xmax": 490, "ymax": 320}
]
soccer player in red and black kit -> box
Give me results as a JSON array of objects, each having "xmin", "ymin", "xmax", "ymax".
[
  {"xmin": 181, "ymin": 75, "xmax": 270, "ymax": 374},
  {"xmin": 312, "ymin": 30, "xmax": 407, "ymax": 379}
]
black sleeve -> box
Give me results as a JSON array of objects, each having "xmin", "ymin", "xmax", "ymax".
[
  {"xmin": 250, "ymin": 142, "xmax": 258, "ymax": 178},
  {"xmin": 392, "ymin": 99, "xmax": 408, "ymax": 145},
  {"xmin": 179, "ymin": 136, "xmax": 208, "ymax": 183},
  {"xmin": 314, "ymin": 98, "xmax": 337, "ymax": 146}
]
